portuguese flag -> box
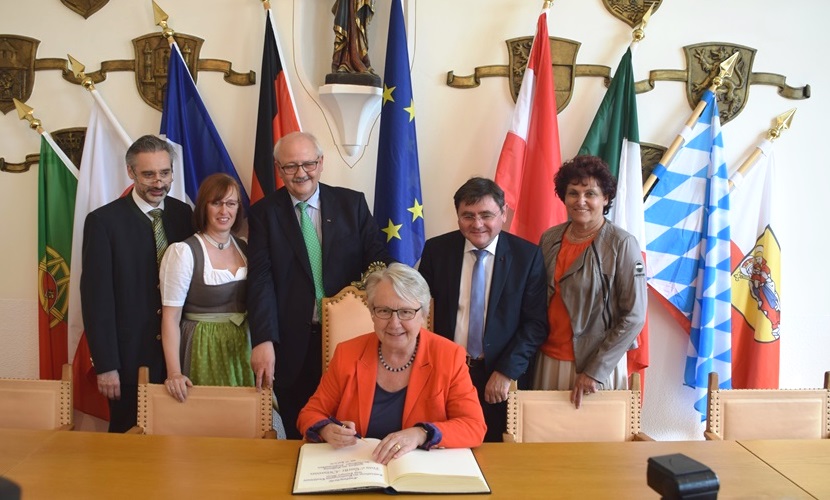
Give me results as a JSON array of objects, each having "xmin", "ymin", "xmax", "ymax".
[{"xmin": 37, "ymin": 133, "xmax": 79, "ymax": 379}]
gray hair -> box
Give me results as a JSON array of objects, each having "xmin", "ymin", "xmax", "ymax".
[
  {"xmin": 273, "ymin": 131, "xmax": 323, "ymax": 162},
  {"xmin": 126, "ymin": 135, "xmax": 176, "ymax": 169},
  {"xmin": 365, "ymin": 263, "xmax": 431, "ymax": 322}
]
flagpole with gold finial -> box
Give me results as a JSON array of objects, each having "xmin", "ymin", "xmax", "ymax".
[
  {"xmin": 13, "ymin": 98, "xmax": 44, "ymax": 135},
  {"xmin": 152, "ymin": 1, "xmax": 176, "ymax": 46},
  {"xmin": 728, "ymin": 108, "xmax": 795, "ymax": 191},
  {"xmin": 68, "ymin": 54, "xmax": 96, "ymax": 91},
  {"xmin": 642, "ymin": 51, "xmax": 740, "ymax": 197},
  {"xmin": 632, "ymin": 4, "xmax": 653, "ymax": 44},
  {"xmin": 262, "ymin": 0, "xmax": 271, "ymax": 10},
  {"xmin": 68, "ymin": 54, "xmax": 133, "ymax": 147},
  {"xmin": 12, "ymin": 97, "xmax": 81, "ymax": 174}
]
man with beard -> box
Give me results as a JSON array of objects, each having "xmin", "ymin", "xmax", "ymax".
[{"xmin": 81, "ymin": 135, "xmax": 194, "ymax": 432}]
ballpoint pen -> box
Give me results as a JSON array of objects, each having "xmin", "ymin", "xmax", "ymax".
[{"xmin": 328, "ymin": 416, "xmax": 363, "ymax": 439}]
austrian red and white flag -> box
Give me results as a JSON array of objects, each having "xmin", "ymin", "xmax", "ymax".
[
  {"xmin": 494, "ymin": 6, "xmax": 565, "ymax": 244},
  {"xmin": 67, "ymin": 89, "xmax": 134, "ymax": 420}
]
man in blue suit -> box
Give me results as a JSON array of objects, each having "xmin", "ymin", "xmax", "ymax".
[
  {"xmin": 419, "ymin": 177, "xmax": 548, "ymax": 442},
  {"xmin": 247, "ymin": 132, "xmax": 390, "ymax": 439}
]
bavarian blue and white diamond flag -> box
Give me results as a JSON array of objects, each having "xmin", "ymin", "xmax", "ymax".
[{"xmin": 644, "ymin": 89, "xmax": 731, "ymax": 418}]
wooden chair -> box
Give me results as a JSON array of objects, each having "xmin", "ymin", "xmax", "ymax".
[
  {"xmin": 321, "ymin": 285, "xmax": 434, "ymax": 373},
  {"xmin": 503, "ymin": 372, "xmax": 651, "ymax": 443},
  {"xmin": 131, "ymin": 366, "xmax": 274, "ymax": 438},
  {"xmin": 704, "ymin": 371, "xmax": 830, "ymax": 440},
  {"xmin": 321, "ymin": 286, "xmax": 374, "ymax": 373},
  {"xmin": 0, "ymin": 363, "xmax": 73, "ymax": 430}
]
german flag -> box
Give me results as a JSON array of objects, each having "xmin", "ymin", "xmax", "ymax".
[{"xmin": 251, "ymin": 9, "xmax": 301, "ymax": 203}]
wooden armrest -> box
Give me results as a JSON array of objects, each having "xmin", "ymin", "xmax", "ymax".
[
  {"xmin": 126, "ymin": 426, "xmax": 146, "ymax": 435},
  {"xmin": 57, "ymin": 424, "xmax": 74, "ymax": 431},
  {"xmin": 703, "ymin": 430, "xmax": 721, "ymax": 441},
  {"xmin": 502, "ymin": 432, "xmax": 517, "ymax": 443},
  {"xmin": 263, "ymin": 430, "xmax": 277, "ymax": 439},
  {"xmin": 633, "ymin": 432, "xmax": 654, "ymax": 441}
]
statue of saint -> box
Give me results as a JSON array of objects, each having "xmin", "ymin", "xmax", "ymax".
[{"xmin": 327, "ymin": 0, "xmax": 381, "ymax": 87}]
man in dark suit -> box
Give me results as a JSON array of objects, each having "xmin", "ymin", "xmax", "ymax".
[
  {"xmin": 419, "ymin": 177, "xmax": 548, "ymax": 442},
  {"xmin": 81, "ymin": 135, "xmax": 194, "ymax": 432},
  {"xmin": 247, "ymin": 131, "xmax": 390, "ymax": 439}
]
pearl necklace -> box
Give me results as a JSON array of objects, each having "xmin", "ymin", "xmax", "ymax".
[
  {"xmin": 378, "ymin": 337, "xmax": 419, "ymax": 373},
  {"xmin": 202, "ymin": 232, "xmax": 231, "ymax": 250}
]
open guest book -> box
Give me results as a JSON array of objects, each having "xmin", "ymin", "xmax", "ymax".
[{"xmin": 292, "ymin": 438, "xmax": 491, "ymax": 494}]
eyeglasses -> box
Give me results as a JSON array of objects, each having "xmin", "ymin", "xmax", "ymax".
[
  {"xmin": 209, "ymin": 200, "xmax": 240, "ymax": 209},
  {"xmin": 459, "ymin": 211, "xmax": 502, "ymax": 223},
  {"xmin": 278, "ymin": 157, "xmax": 321, "ymax": 175},
  {"xmin": 372, "ymin": 306, "xmax": 422, "ymax": 321},
  {"xmin": 131, "ymin": 167, "xmax": 173, "ymax": 182}
]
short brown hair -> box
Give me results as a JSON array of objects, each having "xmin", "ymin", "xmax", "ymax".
[
  {"xmin": 192, "ymin": 173, "xmax": 244, "ymax": 232},
  {"xmin": 554, "ymin": 155, "xmax": 617, "ymax": 215},
  {"xmin": 453, "ymin": 177, "xmax": 505, "ymax": 212}
]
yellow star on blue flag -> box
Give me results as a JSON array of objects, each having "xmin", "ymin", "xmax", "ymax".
[
  {"xmin": 383, "ymin": 84, "xmax": 396, "ymax": 105},
  {"xmin": 407, "ymin": 199, "xmax": 424, "ymax": 222},
  {"xmin": 381, "ymin": 219, "xmax": 403, "ymax": 242}
]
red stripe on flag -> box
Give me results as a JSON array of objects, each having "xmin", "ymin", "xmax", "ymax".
[
  {"xmin": 252, "ymin": 11, "xmax": 301, "ymax": 204},
  {"xmin": 648, "ymin": 285, "xmax": 692, "ymax": 332},
  {"xmin": 38, "ymin": 309, "xmax": 68, "ymax": 380},
  {"xmin": 628, "ymin": 251, "xmax": 649, "ymax": 399},
  {"xmin": 72, "ymin": 332, "xmax": 110, "ymax": 420},
  {"xmin": 627, "ymin": 314, "xmax": 649, "ymax": 399}
]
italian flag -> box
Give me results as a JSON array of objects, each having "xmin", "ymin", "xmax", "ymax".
[
  {"xmin": 578, "ymin": 46, "xmax": 649, "ymax": 392},
  {"xmin": 37, "ymin": 133, "xmax": 79, "ymax": 380}
]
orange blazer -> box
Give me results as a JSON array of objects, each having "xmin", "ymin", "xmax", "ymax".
[{"xmin": 297, "ymin": 329, "xmax": 486, "ymax": 448}]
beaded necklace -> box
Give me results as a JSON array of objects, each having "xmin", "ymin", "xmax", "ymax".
[{"xmin": 378, "ymin": 336, "xmax": 419, "ymax": 373}]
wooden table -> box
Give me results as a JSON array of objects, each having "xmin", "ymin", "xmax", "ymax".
[
  {"xmin": 0, "ymin": 430, "xmax": 814, "ymax": 499},
  {"xmin": 0, "ymin": 429, "xmax": 56, "ymax": 475},
  {"xmin": 739, "ymin": 439, "xmax": 830, "ymax": 499},
  {"xmin": 474, "ymin": 440, "xmax": 812, "ymax": 499}
]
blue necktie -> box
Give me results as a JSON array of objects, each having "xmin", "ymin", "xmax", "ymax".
[{"xmin": 467, "ymin": 249, "xmax": 487, "ymax": 359}]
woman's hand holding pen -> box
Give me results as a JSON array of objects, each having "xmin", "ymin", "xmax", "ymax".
[{"xmin": 319, "ymin": 417, "xmax": 361, "ymax": 448}]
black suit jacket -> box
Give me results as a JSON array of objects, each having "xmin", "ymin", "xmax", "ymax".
[
  {"xmin": 419, "ymin": 231, "xmax": 548, "ymax": 382},
  {"xmin": 246, "ymin": 183, "xmax": 390, "ymax": 387},
  {"xmin": 81, "ymin": 194, "xmax": 194, "ymax": 385}
]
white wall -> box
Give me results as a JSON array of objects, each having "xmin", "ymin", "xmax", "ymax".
[{"xmin": 1, "ymin": 0, "xmax": 827, "ymax": 441}]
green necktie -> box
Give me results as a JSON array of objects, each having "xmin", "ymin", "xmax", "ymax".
[
  {"xmin": 149, "ymin": 208, "xmax": 168, "ymax": 266},
  {"xmin": 298, "ymin": 201, "xmax": 324, "ymax": 312}
]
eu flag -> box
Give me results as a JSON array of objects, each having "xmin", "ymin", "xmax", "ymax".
[
  {"xmin": 373, "ymin": 0, "xmax": 425, "ymax": 266},
  {"xmin": 161, "ymin": 41, "xmax": 250, "ymax": 209}
]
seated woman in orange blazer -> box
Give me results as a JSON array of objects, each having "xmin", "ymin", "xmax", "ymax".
[{"xmin": 297, "ymin": 263, "xmax": 486, "ymax": 464}]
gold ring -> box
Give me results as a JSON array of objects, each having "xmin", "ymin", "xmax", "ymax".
[{"xmin": 393, "ymin": 443, "xmax": 401, "ymax": 451}]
